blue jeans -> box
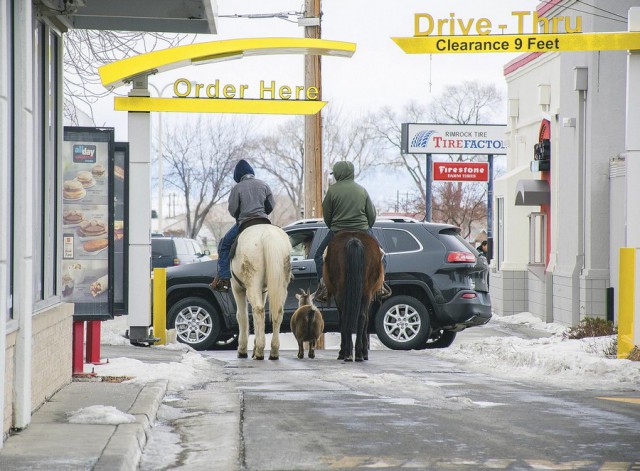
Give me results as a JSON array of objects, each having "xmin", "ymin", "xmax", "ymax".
[
  {"xmin": 314, "ymin": 229, "xmax": 386, "ymax": 281},
  {"xmin": 217, "ymin": 223, "xmax": 239, "ymax": 279}
]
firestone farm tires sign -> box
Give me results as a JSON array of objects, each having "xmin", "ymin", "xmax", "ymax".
[
  {"xmin": 434, "ymin": 162, "xmax": 489, "ymax": 182},
  {"xmin": 401, "ymin": 124, "xmax": 507, "ymax": 155}
]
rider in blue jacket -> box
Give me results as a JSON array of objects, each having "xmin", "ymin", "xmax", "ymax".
[{"xmin": 211, "ymin": 159, "xmax": 275, "ymax": 292}]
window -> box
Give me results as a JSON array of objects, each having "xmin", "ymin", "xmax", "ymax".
[
  {"xmin": 288, "ymin": 229, "xmax": 316, "ymax": 261},
  {"xmin": 33, "ymin": 22, "xmax": 61, "ymax": 307},
  {"xmin": 381, "ymin": 229, "xmax": 421, "ymax": 254},
  {"xmin": 529, "ymin": 212, "xmax": 546, "ymax": 265}
]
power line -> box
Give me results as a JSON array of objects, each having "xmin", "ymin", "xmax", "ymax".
[
  {"xmin": 537, "ymin": 0, "xmax": 627, "ymax": 24},
  {"xmin": 575, "ymin": 0, "xmax": 627, "ymax": 20},
  {"xmin": 218, "ymin": 11, "xmax": 304, "ymax": 24}
]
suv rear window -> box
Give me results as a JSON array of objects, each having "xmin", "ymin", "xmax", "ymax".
[
  {"xmin": 381, "ymin": 229, "xmax": 421, "ymax": 254},
  {"xmin": 152, "ymin": 239, "xmax": 174, "ymax": 257},
  {"xmin": 437, "ymin": 229, "xmax": 475, "ymax": 252}
]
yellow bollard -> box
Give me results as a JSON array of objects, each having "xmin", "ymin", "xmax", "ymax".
[
  {"xmin": 153, "ymin": 268, "xmax": 167, "ymax": 345},
  {"xmin": 618, "ymin": 248, "xmax": 635, "ymax": 359}
]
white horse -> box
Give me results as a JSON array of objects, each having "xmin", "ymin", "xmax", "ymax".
[{"xmin": 231, "ymin": 224, "xmax": 292, "ymax": 360}]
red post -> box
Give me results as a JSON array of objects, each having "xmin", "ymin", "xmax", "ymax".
[
  {"xmin": 86, "ymin": 320, "xmax": 101, "ymax": 364},
  {"xmin": 72, "ymin": 320, "xmax": 85, "ymax": 375}
]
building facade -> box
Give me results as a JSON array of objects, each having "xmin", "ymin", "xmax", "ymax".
[
  {"xmin": 0, "ymin": 0, "xmax": 216, "ymax": 441},
  {"xmin": 491, "ymin": 0, "xmax": 638, "ymax": 326}
]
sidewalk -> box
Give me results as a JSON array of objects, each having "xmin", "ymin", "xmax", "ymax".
[{"xmin": 0, "ymin": 341, "xmax": 184, "ymax": 471}]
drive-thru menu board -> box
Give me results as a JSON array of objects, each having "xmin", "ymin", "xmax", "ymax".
[{"xmin": 62, "ymin": 127, "xmax": 114, "ymax": 320}]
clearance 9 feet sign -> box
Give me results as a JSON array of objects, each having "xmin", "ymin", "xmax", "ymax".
[{"xmin": 62, "ymin": 127, "xmax": 115, "ymax": 320}]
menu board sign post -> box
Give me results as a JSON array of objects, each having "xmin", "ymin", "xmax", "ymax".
[{"xmin": 62, "ymin": 127, "xmax": 115, "ymax": 320}]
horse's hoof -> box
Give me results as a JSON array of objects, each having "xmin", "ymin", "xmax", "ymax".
[
  {"xmin": 253, "ymin": 355, "xmax": 264, "ymax": 360},
  {"xmin": 297, "ymin": 353, "xmax": 304, "ymax": 359},
  {"xmin": 237, "ymin": 352, "xmax": 248, "ymax": 359},
  {"xmin": 337, "ymin": 354, "xmax": 345, "ymax": 360},
  {"xmin": 355, "ymin": 357, "xmax": 364, "ymax": 362},
  {"xmin": 309, "ymin": 352, "xmax": 315, "ymax": 359},
  {"xmin": 268, "ymin": 355, "xmax": 279, "ymax": 360},
  {"xmin": 344, "ymin": 356, "xmax": 353, "ymax": 362}
]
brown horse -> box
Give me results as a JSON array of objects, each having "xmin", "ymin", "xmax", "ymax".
[{"xmin": 323, "ymin": 231, "xmax": 384, "ymax": 362}]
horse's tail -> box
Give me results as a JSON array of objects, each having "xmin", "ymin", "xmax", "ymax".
[
  {"xmin": 263, "ymin": 228, "xmax": 290, "ymax": 321},
  {"xmin": 344, "ymin": 237, "xmax": 364, "ymax": 334}
]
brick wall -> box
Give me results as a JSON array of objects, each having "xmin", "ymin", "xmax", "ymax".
[{"xmin": 30, "ymin": 303, "xmax": 74, "ymax": 412}]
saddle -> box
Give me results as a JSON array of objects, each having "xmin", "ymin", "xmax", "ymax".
[{"xmin": 229, "ymin": 217, "xmax": 272, "ymax": 260}]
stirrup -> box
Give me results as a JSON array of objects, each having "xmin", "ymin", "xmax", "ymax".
[{"xmin": 211, "ymin": 276, "xmax": 230, "ymax": 293}]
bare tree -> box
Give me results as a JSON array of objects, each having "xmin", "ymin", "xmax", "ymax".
[
  {"xmin": 252, "ymin": 111, "xmax": 383, "ymax": 217},
  {"xmin": 432, "ymin": 182, "xmax": 487, "ymax": 239},
  {"xmin": 252, "ymin": 118, "xmax": 305, "ymax": 217},
  {"xmin": 162, "ymin": 116, "xmax": 253, "ymax": 239},
  {"xmin": 369, "ymin": 101, "xmax": 428, "ymax": 202},
  {"xmin": 323, "ymin": 109, "xmax": 384, "ymax": 178},
  {"xmin": 429, "ymin": 81, "xmax": 502, "ymax": 125},
  {"xmin": 371, "ymin": 81, "xmax": 502, "ymax": 232},
  {"xmin": 63, "ymin": 30, "xmax": 192, "ymax": 125}
]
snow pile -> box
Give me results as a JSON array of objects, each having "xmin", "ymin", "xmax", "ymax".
[
  {"xmin": 490, "ymin": 311, "xmax": 569, "ymax": 335},
  {"xmin": 68, "ymin": 405, "xmax": 136, "ymax": 425},
  {"xmin": 92, "ymin": 350, "xmax": 213, "ymax": 391},
  {"xmin": 431, "ymin": 329, "xmax": 640, "ymax": 390}
]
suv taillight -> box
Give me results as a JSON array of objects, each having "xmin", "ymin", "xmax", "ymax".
[
  {"xmin": 447, "ymin": 251, "xmax": 476, "ymax": 263},
  {"xmin": 173, "ymin": 258, "xmax": 180, "ymax": 266}
]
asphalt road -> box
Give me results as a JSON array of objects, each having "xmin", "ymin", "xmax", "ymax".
[{"xmin": 145, "ymin": 324, "xmax": 640, "ymax": 471}]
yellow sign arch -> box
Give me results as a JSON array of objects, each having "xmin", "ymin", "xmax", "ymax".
[{"xmin": 99, "ymin": 38, "xmax": 356, "ymax": 115}]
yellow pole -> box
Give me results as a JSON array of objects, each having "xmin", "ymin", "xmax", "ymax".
[
  {"xmin": 618, "ymin": 248, "xmax": 635, "ymax": 358},
  {"xmin": 153, "ymin": 268, "xmax": 167, "ymax": 345}
]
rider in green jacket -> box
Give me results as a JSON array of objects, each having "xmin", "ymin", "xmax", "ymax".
[{"xmin": 313, "ymin": 161, "xmax": 391, "ymax": 302}]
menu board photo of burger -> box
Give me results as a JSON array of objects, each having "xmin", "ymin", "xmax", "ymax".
[{"xmin": 63, "ymin": 127, "xmax": 114, "ymax": 320}]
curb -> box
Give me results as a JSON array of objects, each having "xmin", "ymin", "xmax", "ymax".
[{"xmin": 93, "ymin": 380, "xmax": 169, "ymax": 471}]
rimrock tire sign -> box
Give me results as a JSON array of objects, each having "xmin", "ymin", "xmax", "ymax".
[
  {"xmin": 434, "ymin": 162, "xmax": 489, "ymax": 182},
  {"xmin": 401, "ymin": 124, "xmax": 507, "ymax": 155}
]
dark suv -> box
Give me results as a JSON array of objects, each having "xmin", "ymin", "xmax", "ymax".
[
  {"xmin": 162, "ymin": 218, "xmax": 491, "ymax": 351},
  {"xmin": 151, "ymin": 236, "xmax": 210, "ymax": 269}
]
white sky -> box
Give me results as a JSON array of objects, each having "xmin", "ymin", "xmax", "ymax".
[{"xmin": 89, "ymin": 0, "xmax": 540, "ymax": 209}]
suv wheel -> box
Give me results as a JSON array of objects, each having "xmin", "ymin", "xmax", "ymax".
[
  {"xmin": 417, "ymin": 329, "xmax": 457, "ymax": 350},
  {"xmin": 375, "ymin": 295, "xmax": 430, "ymax": 350},
  {"xmin": 169, "ymin": 297, "xmax": 221, "ymax": 351}
]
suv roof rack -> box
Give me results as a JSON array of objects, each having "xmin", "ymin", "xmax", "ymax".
[
  {"xmin": 288, "ymin": 218, "xmax": 324, "ymax": 226},
  {"xmin": 377, "ymin": 216, "xmax": 423, "ymax": 223}
]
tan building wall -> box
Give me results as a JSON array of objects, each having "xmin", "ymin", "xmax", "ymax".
[
  {"xmin": 3, "ymin": 303, "xmax": 73, "ymax": 438},
  {"xmin": 30, "ymin": 304, "xmax": 73, "ymax": 412},
  {"xmin": 3, "ymin": 331, "xmax": 16, "ymax": 438}
]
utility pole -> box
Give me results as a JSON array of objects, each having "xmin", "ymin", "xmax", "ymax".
[{"xmin": 304, "ymin": 0, "xmax": 322, "ymax": 218}]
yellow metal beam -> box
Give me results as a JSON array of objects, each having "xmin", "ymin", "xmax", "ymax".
[
  {"xmin": 115, "ymin": 97, "xmax": 327, "ymax": 115},
  {"xmin": 618, "ymin": 248, "xmax": 636, "ymax": 359},
  {"xmin": 392, "ymin": 32, "xmax": 640, "ymax": 54},
  {"xmin": 153, "ymin": 268, "xmax": 167, "ymax": 345},
  {"xmin": 99, "ymin": 38, "xmax": 356, "ymax": 89}
]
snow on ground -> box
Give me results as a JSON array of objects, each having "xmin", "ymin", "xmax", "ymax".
[
  {"xmin": 97, "ymin": 313, "xmax": 640, "ymax": 391},
  {"xmin": 430, "ymin": 312, "xmax": 640, "ymax": 391},
  {"xmin": 68, "ymin": 405, "xmax": 136, "ymax": 425}
]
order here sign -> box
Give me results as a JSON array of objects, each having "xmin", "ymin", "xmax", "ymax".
[{"xmin": 433, "ymin": 162, "xmax": 489, "ymax": 182}]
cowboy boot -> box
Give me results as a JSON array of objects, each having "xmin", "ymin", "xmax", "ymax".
[
  {"xmin": 210, "ymin": 275, "xmax": 230, "ymax": 293},
  {"xmin": 314, "ymin": 279, "xmax": 329, "ymax": 303},
  {"xmin": 376, "ymin": 281, "xmax": 392, "ymax": 301}
]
